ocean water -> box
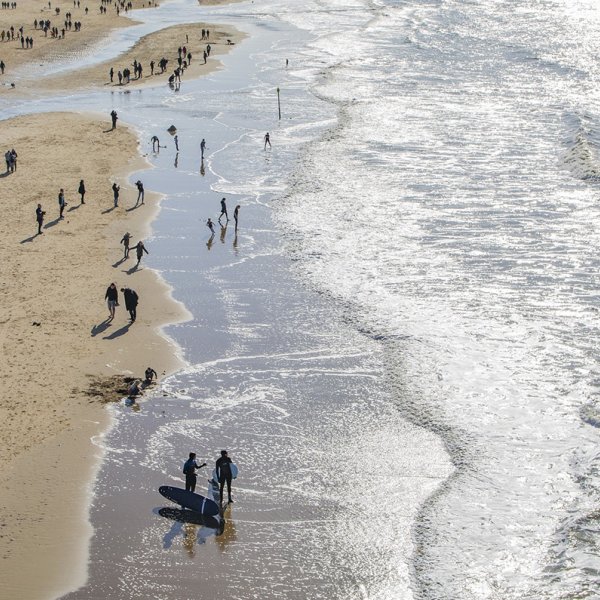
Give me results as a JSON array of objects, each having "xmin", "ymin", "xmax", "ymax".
[
  {"xmin": 273, "ymin": 0, "xmax": 600, "ymax": 597},
  {"xmin": 8, "ymin": 0, "xmax": 597, "ymax": 597}
]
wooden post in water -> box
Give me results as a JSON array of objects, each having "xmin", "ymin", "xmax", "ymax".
[{"xmin": 277, "ymin": 87, "xmax": 281, "ymax": 120}]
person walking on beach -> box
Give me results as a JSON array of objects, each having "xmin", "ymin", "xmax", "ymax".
[
  {"xmin": 121, "ymin": 286, "xmax": 139, "ymax": 322},
  {"xmin": 78, "ymin": 179, "xmax": 86, "ymax": 204},
  {"xmin": 219, "ymin": 197, "xmax": 228, "ymax": 223},
  {"xmin": 200, "ymin": 138, "xmax": 206, "ymax": 158},
  {"xmin": 112, "ymin": 182, "xmax": 120, "ymax": 207},
  {"xmin": 151, "ymin": 135, "xmax": 160, "ymax": 152},
  {"xmin": 120, "ymin": 232, "xmax": 131, "ymax": 258},
  {"xmin": 109, "ymin": 67, "xmax": 113, "ymax": 82},
  {"xmin": 135, "ymin": 180, "xmax": 144, "ymax": 205},
  {"xmin": 206, "ymin": 217, "xmax": 215, "ymax": 234},
  {"xmin": 264, "ymin": 132, "xmax": 271, "ymax": 150},
  {"xmin": 58, "ymin": 188, "xmax": 66, "ymax": 219},
  {"xmin": 105, "ymin": 282, "xmax": 118, "ymax": 320},
  {"xmin": 233, "ymin": 204, "xmax": 240, "ymax": 231},
  {"xmin": 134, "ymin": 240, "xmax": 148, "ymax": 266},
  {"xmin": 183, "ymin": 452, "xmax": 206, "ymax": 493},
  {"xmin": 36, "ymin": 203, "xmax": 45, "ymax": 235},
  {"xmin": 216, "ymin": 450, "xmax": 234, "ymax": 505},
  {"xmin": 110, "ymin": 109, "xmax": 118, "ymax": 130}
]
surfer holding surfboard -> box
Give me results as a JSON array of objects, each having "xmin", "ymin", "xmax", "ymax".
[{"xmin": 216, "ymin": 450, "xmax": 235, "ymax": 505}]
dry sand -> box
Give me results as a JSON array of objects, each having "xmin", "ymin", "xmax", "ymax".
[
  {"xmin": 0, "ymin": 112, "xmax": 190, "ymax": 599},
  {"xmin": 0, "ymin": 0, "xmax": 153, "ymax": 81}
]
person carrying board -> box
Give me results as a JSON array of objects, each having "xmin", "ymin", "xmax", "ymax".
[
  {"xmin": 183, "ymin": 452, "xmax": 206, "ymax": 493},
  {"xmin": 216, "ymin": 449, "xmax": 234, "ymax": 505}
]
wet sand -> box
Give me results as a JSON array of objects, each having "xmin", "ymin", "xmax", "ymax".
[{"xmin": 0, "ymin": 111, "xmax": 189, "ymax": 599}]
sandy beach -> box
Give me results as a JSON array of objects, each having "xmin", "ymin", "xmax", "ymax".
[
  {"xmin": 0, "ymin": 0, "xmax": 242, "ymax": 95},
  {"xmin": 0, "ymin": 111, "xmax": 189, "ymax": 599},
  {"xmin": 0, "ymin": 0, "xmax": 151, "ymax": 80},
  {"xmin": 40, "ymin": 22, "xmax": 245, "ymax": 93}
]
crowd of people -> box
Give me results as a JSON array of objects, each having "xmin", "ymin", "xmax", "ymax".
[
  {"xmin": 17, "ymin": 20, "xmax": 245, "ymax": 513},
  {"xmin": 108, "ymin": 40, "xmax": 214, "ymax": 89}
]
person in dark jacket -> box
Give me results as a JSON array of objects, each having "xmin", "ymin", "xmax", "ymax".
[
  {"xmin": 105, "ymin": 283, "xmax": 118, "ymax": 320},
  {"xmin": 78, "ymin": 179, "xmax": 85, "ymax": 204},
  {"xmin": 216, "ymin": 449, "xmax": 234, "ymax": 505},
  {"xmin": 36, "ymin": 204, "xmax": 45, "ymax": 235},
  {"xmin": 120, "ymin": 287, "xmax": 138, "ymax": 322},
  {"xmin": 120, "ymin": 232, "xmax": 131, "ymax": 259},
  {"xmin": 134, "ymin": 240, "xmax": 148, "ymax": 267}
]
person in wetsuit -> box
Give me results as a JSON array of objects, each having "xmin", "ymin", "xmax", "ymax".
[
  {"xmin": 216, "ymin": 449, "xmax": 233, "ymax": 505},
  {"xmin": 183, "ymin": 452, "xmax": 206, "ymax": 493}
]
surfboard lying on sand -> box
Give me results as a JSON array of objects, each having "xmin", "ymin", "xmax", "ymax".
[{"xmin": 158, "ymin": 486, "xmax": 220, "ymax": 516}]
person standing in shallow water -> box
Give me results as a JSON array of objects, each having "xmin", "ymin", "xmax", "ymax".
[
  {"xmin": 219, "ymin": 197, "xmax": 228, "ymax": 223},
  {"xmin": 216, "ymin": 450, "xmax": 234, "ymax": 505},
  {"xmin": 264, "ymin": 132, "xmax": 271, "ymax": 149},
  {"xmin": 105, "ymin": 282, "xmax": 118, "ymax": 320},
  {"xmin": 183, "ymin": 452, "xmax": 206, "ymax": 493},
  {"xmin": 78, "ymin": 179, "xmax": 85, "ymax": 204},
  {"xmin": 233, "ymin": 204, "xmax": 240, "ymax": 231}
]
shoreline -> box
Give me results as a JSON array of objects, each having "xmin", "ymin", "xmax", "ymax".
[
  {"xmin": 0, "ymin": 111, "xmax": 190, "ymax": 600},
  {"xmin": 0, "ymin": 2, "xmax": 244, "ymax": 595}
]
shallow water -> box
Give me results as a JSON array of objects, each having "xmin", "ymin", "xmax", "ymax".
[{"xmin": 274, "ymin": 0, "xmax": 600, "ymax": 597}]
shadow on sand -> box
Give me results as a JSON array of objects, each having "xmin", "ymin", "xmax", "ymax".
[
  {"xmin": 102, "ymin": 323, "xmax": 131, "ymax": 340},
  {"xmin": 91, "ymin": 319, "xmax": 112, "ymax": 337},
  {"xmin": 43, "ymin": 217, "xmax": 61, "ymax": 230},
  {"xmin": 20, "ymin": 233, "xmax": 39, "ymax": 243},
  {"xmin": 112, "ymin": 256, "xmax": 128, "ymax": 268}
]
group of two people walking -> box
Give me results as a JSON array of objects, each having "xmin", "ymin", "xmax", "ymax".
[{"xmin": 105, "ymin": 282, "xmax": 139, "ymax": 322}]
